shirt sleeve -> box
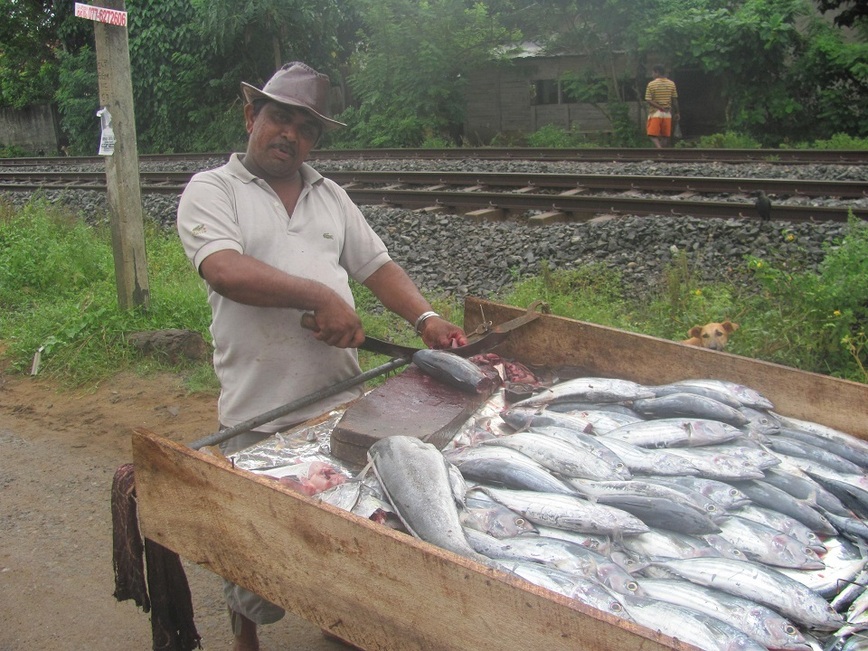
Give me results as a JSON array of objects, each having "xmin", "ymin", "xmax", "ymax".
[{"xmin": 177, "ymin": 171, "xmax": 244, "ymax": 273}]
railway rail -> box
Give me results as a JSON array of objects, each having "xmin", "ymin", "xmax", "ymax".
[
  {"xmin": 1, "ymin": 146, "xmax": 867, "ymax": 167},
  {"xmin": 1, "ymin": 169, "xmax": 864, "ymax": 223}
]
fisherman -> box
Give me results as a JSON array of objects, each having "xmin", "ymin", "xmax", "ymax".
[{"xmin": 177, "ymin": 61, "xmax": 467, "ymax": 651}]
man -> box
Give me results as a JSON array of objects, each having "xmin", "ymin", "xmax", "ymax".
[
  {"xmin": 645, "ymin": 64, "xmax": 679, "ymax": 148},
  {"xmin": 177, "ymin": 61, "xmax": 466, "ymax": 651}
]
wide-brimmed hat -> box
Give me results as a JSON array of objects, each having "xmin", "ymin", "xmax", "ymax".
[{"xmin": 241, "ymin": 61, "xmax": 346, "ymax": 131}]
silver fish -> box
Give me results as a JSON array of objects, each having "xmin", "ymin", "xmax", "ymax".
[
  {"xmin": 762, "ymin": 464, "xmax": 851, "ymax": 517},
  {"xmin": 774, "ymin": 415, "xmax": 868, "ymax": 464},
  {"xmin": 733, "ymin": 479, "xmax": 837, "ymax": 535},
  {"xmin": 497, "ymin": 560, "xmax": 633, "ymax": 621},
  {"xmin": 670, "ymin": 379, "xmax": 775, "ymax": 410},
  {"xmin": 644, "ymin": 475, "xmax": 752, "ymax": 511},
  {"xmin": 480, "ymin": 486, "xmax": 650, "ymax": 536},
  {"xmin": 460, "ymin": 491, "xmax": 538, "ymax": 539},
  {"xmin": 465, "ymin": 528, "xmax": 643, "ymax": 596},
  {"xmin": 568, "ymin": 478, "xmax": 722, "ymax": 535},
  {"xmin": 528, "ymin": 424, "xmax": 632, "ymax": 480},
  {"xmin": 553, "ymin": 407, "xmax": 643, "ymax": 435},
  {"xmin": 619, "ymin": 528, "xmax": 727, "ymax": 561},
  {"xmin": 739, "ymin": 406, "xmax": 782, "ymax": 438},
  {"xmin": 444, "ymin": 444, "xmax": 575, "ymax": 494},
  {"xmin": 499, "ymin": 406, "xmax": 595, "ymax": 434},
  {"xmin": 632, "ymin": 392, "xmax": 750, "ymax": 427},
  {"xmin": 654, "ymin": 557, "xmax": 845, "ymax": 630},
  {"xmin": 735, "ymin": 504, "xmax": 826, "ymax": 553},
  {"xmin": 596, "ymin": 438, "xmax": 701, "ymax": 476},
  {"xmin": 512, "ymin": 377, "xmax": 656, "ymax": 407},
  {"xmin": 700, "ymin": 443, "xmax": 782, "ymax": 470},
  {"xmin": 779, "ymin": 537, "xmax": 868, "ymax": 599},
  {"xmin": 367, "ymin": 436, "xmax": 489, "ymax": 563},
  {"xmin": 777, "ymin": 425, "xmax": 868, "ymax": 470},
  {"xmin": 603, "ymin": 418, "xmax": 743, "ymax": 448},
  {"xmin": 621, "ymin": 594, "xmax": 768, "ymax": 651},
  {"xmin": 638, "ymin": 578, "xmax": 811, "ymax": 651},
  {"xmin": 766, "ymin": 437, "xmax": 865, "ymax": 475},
  {"xmin": 411, "ymin": 348, "xmax": 494, "ymax": 393},
  {"xmin": 482, "ymin": 431, "xmax": 627, "ymax": 480},
  {"xmin": 710, "ymin": 515, "xmax": 825, "ymax": 570},
  {"xmin": 664, "ymin": 447, "xmax": 767, "ymax": 481},
  {"xmin": 532, "ymin": 525, "xmax": 613, "ymax": 557},
  {"xmin": 649, "ymin": 382, "xmax": 744, "ymax": 408}
]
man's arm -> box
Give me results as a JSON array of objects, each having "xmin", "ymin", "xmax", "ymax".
[
  {"xmin": 199, "ymin": 249, "xmax": 365, "ymax": 348},
  {"xmin": 363, "ymin": 261, "xmax": 467, "ymax": 348}
]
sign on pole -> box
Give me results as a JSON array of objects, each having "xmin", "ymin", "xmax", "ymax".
[{"xmin": 77, "ymin": 0, "xmax": 150, "ymax": 311}]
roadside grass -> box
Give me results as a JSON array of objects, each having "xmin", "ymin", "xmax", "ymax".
[{"xmin": 1, "ymin": 197, "xmax": 865, "ymax": 392}]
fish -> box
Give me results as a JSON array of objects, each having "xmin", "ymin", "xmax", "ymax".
[
  {"xmin": 481, "ymin": 431, "xmax": 626, "ymax": 480},
  {"xmin": 444, "ymin": 445, "xmax": 575, "ymax": 494},
  {"xmin": 652, "ymin": 557, "xmax": 845, "ymax": 630},
  {"xmin": 532, "ymin": 525, "xmax": 613, "ymax": 557},
  {"xmin": 733, "ymin": 479, "xmax": 838, "ymax": 535},
  {"xmin": 525, "ymin": 425, "xmax": 633, "ymax": 480},
  {"xmin": 619, "ymin": 528, "xmax": 729, "ymax": 561},
  {"xmin": 499, "ymin": 406, "xmax": 595, "ymax": 434},
  {"xmin": 479, "ymin": 486, "xmax": 651, "ymax": 536},
  {"xmin": 765, "ymin": 436, "xmax": 865, "ymax": 475},
  {"xmin": 735, "ymin": 504, "xmax": 826, "ymax": 553},
  {"xmin": 709, "ymin": 515, "xmax": 825, "ymax": 570},
  {"xmin": 637, "ymin": 578, "xmax": 812, "ymax": 650},
  {"xmin": 511, "ymin": 377, "xmax": 656, "ymax": 407},
  {"xmin": 649, "ymin": 382, "xmax": 744, "ymax": 408},
  {"xmin": 595, "ymin": 437, "xmax": 701, "ymax": 476},
  {"xmin": 762, "ymin": 465, "xmax": 851, "ymax": 517},
  {"xmin": 603, "ymin": 417, "xmax": 743, "ymax": 448},
  {"xmin": 496, "ymin": 560, "xmax": 633, "ymax": 621},
  {"xmin": 739, "ymin": 406, "xmax": 782, "ymax": 437},
  {"xmin": 643, "ymin": 475, "xmax": 752, "ymax": 511},
  {"xmin": 669, "ymin": 379, "xmax": 775, "ymax": 410},
  {"xmin": 778, "ymin": 537, "xmax": 868, "ymax": 599},
  {"xmin": 367, "ymin": 436, "xmax": 490, "ymax": 564},
  {"xmin": 632, "ymin": 392, "xmax": 749, "ymax": 427},
  {"xmin": 411, "ymin": 348, "xmax": 495, "ymax": 393},
  {"xmin": 460, "ymin": 490, "xmax": 538, "ymax": 539},
  {"xmin": 774, "ymin": 415, "xmax": 868, "ymax": 468},
  {"xmin": 620, "ymin": 594, "xmax": 768, "ymax": 651},
  {"xmin": 568, "ymin": 479, "xmax": 722, "ymax": 535},
  {"xmin": 464, "ymin": 528, "xmax": 643, "ymax": 596},
  {"xmin": 663, "ymin": 447, "xmax": 767, "ymax": 481},
  {"xmin": 549, "ymin": 407, "xmax": 643, "ymax": 435}
]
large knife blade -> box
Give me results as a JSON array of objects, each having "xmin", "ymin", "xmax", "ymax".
[{"xmin": 300, "ymin": 312, "xmax": 505, "ymax": 359}]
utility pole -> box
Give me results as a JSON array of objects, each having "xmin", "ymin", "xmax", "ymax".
[{"xmin": 76, "ymin": 1, "xmax": 150, "ymax": 310}]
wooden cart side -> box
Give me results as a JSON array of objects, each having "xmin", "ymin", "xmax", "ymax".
[
  {"xmin": 466, "ymin": 298, "xmax": 868, "ymax": 440},
  {"xmin": 132, "ymin": 428, "xmax": 685, "ymax": 651}
]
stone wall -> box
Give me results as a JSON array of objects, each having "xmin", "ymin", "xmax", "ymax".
[{"xmin": 0, "ymin": 104, "xmax": 61, "ymax": 154}]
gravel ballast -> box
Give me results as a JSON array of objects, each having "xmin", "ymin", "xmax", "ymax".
[{"xmin": 3, "ymin": 156, "xmax": 861, "ymax": 300}]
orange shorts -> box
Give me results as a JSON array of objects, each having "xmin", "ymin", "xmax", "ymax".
[{"xmin": 647, "ymin": 116, "xmax": 672, "ymax": 137}]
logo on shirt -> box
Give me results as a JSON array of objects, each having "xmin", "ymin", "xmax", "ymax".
[
  {"xmin": 191, "ymin": 224, "xmax": 207, "ymax": 236},
  {"xmin": 322, "ymin": 232, "xmax": 334, "ymax": 240}
]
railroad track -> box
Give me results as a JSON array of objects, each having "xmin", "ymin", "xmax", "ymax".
[
  {"xmin": 1, "ymin": 146, "xmax": 867, "ymax": 166},
  {"xmin": 1, "ymin": 169, "xmax": 864, "ymax": 223}
]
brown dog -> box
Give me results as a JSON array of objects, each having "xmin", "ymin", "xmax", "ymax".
[{"xmin": 682, "ymin": 321, "xmax": 739, "ymax": 351}]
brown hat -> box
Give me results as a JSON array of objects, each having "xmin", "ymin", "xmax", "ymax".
[{"xmin": 241, "ymin": 62, "xmax": 346, "ymax": 131}]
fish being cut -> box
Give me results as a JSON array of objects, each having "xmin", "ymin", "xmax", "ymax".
[{"xmin": 411, "ymin": 348, "xmax": 495, "ymax": 393}]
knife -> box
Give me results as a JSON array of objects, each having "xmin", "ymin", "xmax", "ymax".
[{"xmin": 299, "ymin": 312, "xmax": 507, "ymax": 359}]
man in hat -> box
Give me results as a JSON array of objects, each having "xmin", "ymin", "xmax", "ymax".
[{"xmin": 177, "ymin": 61, "xmax": 467, "ymax": 650}]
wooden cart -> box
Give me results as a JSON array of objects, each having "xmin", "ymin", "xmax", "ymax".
[{"xmin": 132, "ymin": 297, "xmax": 868, "ymax": 651}]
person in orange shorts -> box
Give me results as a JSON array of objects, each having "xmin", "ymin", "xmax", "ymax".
[{"xmin": 645, "ymin": 64, "xmax": 679, "ymax": 148}]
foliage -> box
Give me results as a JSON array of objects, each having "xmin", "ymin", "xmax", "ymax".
[
  {"xmin": 54, "ymin": 48, "xmax": 99, "ymax": 156},
  {"xmin": 0, "ymin": 197, "xmax": 212, "ymax": 385},
  {"xmin": 795, "ymin": 133, "xmax": 868, "ymax": 149},
  {"xmin": 691, "ymin": 131, "xmax": 763, "ymax": 149},
  {"xmin": 743, "ymin": 215, "xmax": 868, "ymax": 381},
  {"xmin": 815, "ymin": 0, "xmax": 868, "ymax": 27},
  {"xmin": 337, "ymin": 0, "xmax": 520, "ymax": 147},
  {"xmin": 526, "ymin": 124, "xmax": 589, "ymax": 148}
]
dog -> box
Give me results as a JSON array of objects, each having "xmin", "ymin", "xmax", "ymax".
[{"xmin": 682, "ymin": 321, "xmax": 739, "ymax": 351}]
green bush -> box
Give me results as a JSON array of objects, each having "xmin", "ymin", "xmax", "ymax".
[
  {"xmin": 694, "ymin": 132, "xmax": 763, "ymax": 149},
  {"xmin": 526, "ymin": 125, "xmax": 590, "ymax": 148}
]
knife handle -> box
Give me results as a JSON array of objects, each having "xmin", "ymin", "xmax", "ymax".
[{"xmin": 300, "ymin": 312, "xmax": 318, "ymax": 331}]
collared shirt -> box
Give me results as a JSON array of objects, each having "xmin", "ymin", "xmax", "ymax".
[
  {"xmin": 177, "ymin": 153, "xmax": 391, "ymax": 431},
  {"xmin": 645, "ymin": 77, "xmax": 678, "ymax": 111}
]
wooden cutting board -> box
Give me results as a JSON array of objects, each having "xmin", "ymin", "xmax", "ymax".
[{"xmin": 330, "ymin": 365, "xmax": 495, "ymax": 466}]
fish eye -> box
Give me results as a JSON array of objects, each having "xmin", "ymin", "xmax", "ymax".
[
  {"xmin": 626, "ymin": 581, "xmax": 639, "ymax": 592},
  {"xmin": 515, "ymin": 518, "xmax": 527, "ymax": 526},
  {"xmin": 610, "ymin": 602, "xmax": 624, "ymax": 612},
  {"xmin": 705, "ymin": 505, "xmax": 717, "ymax": 513},
  {"xmin": 785, "ymin": 625, "xmax": 797, "ymax": 635}
]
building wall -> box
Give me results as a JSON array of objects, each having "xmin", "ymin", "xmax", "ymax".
[
  {"xmin": 464, "ymin": 55, "xmax": 724, "ymax": 144},
  {"xmin": 0, "ymin": 104, "xmax": 61, "ymax": 154}
]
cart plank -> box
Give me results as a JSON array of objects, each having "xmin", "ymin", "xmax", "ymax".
[
  {"xmin": 132, "ymin": 428, "xmax": 682, "ymax": 651},
  {"xmin": 466, "ymin": 297, "xmax": 868, "ymax": 440}
]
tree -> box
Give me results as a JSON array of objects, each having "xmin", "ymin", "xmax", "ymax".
[
  {"xmin": 335, "ymin": 0, "xmax": 520, "ymax": 147},
  {"xmin": 815, "ymin": 0, "xmax": 868, "ymax": 28}
]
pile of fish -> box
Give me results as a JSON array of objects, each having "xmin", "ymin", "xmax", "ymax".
[{"xmin": 316, "ymin": 376, "xmax": 868, "ymax": 651}]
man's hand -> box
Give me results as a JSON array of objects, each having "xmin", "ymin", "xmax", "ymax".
[
  {"xmin": 304, "ymin": 302, "xmax": 366, "ymax": 349},
  {"xmin": 419, "ymin": 316, "xmax": 467, "ymax": 349}
]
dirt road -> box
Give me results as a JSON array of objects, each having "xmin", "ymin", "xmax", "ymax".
[{"xmin": 0, "ymin": 364, "xmax": 345, "ymax": 650}]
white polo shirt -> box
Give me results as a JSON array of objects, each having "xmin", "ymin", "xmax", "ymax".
[{"xmin": 177, "ymin": 153, "xmax": 391, "ymax": 432}]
